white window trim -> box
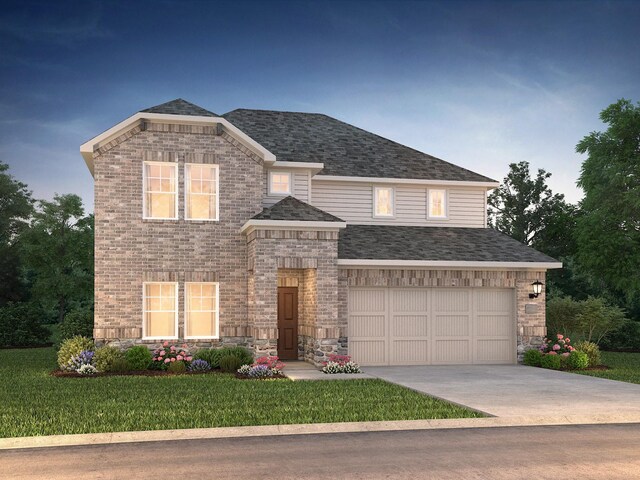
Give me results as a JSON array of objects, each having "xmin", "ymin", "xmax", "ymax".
[
  {"xmin": 268, "ymin": 170, "xmax": 292, "ymax": 196},
  {"xmin": 373, "ymin": 186, "xmax": 395, "ymax": 218},
  {"xmin": 427, "ymin": 188, "xmax": 448, "ymax": 220},
  {"xmin": 142, "ymin": 282, "xmax": 179, "ymax": 340},
  {"xmin": 184, "ymin": 163, "xmax": 220, "ymax": 222},
  {"xmin": 184, "ymin": 282, "xmax": 220, "ymax": 340},
  {"xmin": 142, "ymin": 161, "xmax": 179, "ymax": 220}
]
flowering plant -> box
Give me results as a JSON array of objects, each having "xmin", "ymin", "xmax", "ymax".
[
  {"xmin": 65, "ymin": 350, "xmax": 95, "ymax": 372},
  {"xmin": 188, "ymin": 359, "xmax": 211, "ymax": 372},
  {"xmin": 76, "ymin": 364, "xmax": 98, "ymax": 376},
  {"xmin": 322, "ymin": 354, "xmax": 362, "ymax": 374},
  {"xmin": 151, "ymin": 341, "xmax": 193, "ymax": 370},
  {"xmin": 540, "ymin": 334, "xmax": 575, "ymax": 357},
  {"xmin": 237, "ymin": 356, "xmax": 286, "ymax": 377},
  {"xmin": 254, "ymin": 356, "xmax": 285, "ymax": 373}
]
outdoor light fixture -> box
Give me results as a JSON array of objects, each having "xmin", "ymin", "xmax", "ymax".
[{"xmin": 529, "ymin": 280, "xmax": 544, "ymax": 299}]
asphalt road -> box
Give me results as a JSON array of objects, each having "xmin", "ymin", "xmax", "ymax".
[{"xmin": 2, "ymin": 424, "xmax": 640, "ymax": 479}]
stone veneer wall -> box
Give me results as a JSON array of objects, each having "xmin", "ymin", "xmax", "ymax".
[
  {"xmin": 93, "ymin": 122, "xmax": 264, "ymax": 349},
  {"xmin": 247, "ymin": 228, "xmax": 340, "ymax": 363},
  {"xmin": 338, "ymin": 268, "xmax": 547, "ymax": 362}
]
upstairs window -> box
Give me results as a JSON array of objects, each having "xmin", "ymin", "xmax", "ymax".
[
  {"xmin": 186, "ymin": 164, "xmax": 219, "ymax": 220},
  {"xmin": 143, "ymin": 162, "xmax": 178, "ymax": 219},
  {"xmin": 374, "ymin": 186, "xmax": 394, "ymax": 217},
  {"xmin": 428, "ymin": 189, "xmax": 447, "ymax": 219},
  {"xmin": 143, "ymin": 282, "xmax": 178, "ymax": 339},
  {"xmin": 269, "ymin": 171, "xmax": 291, "ymax": 195}
]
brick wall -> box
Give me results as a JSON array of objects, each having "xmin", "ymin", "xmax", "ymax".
[{"xmin": 93, "ymin": 122, "xmax": 263, "ymax": 347}]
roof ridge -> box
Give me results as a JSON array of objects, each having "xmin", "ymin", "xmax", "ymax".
[{"xmin": 251, "ymin": 196, "xmax": 344, "ymax": 222}]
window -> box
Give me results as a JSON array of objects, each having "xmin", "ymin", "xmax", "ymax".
[
  {"xmin": 374, "ymin": 186, "xmax": 394, "ymax": 217},
  {"xmin": 269, "ymin": 171, "xmax": 291, "ymax": 195},
  {"xmin": 143, "ymin": 162, "xmax": 178, "ymax": 219},
  {"xmin": 143, "ymin": 283, "xmax": 178, "ymax": 339},
  {"xmin": 428, "ymin": 189, "xmax": 447, "ymax": 218},
  {"xmin": 186, "ymin": 164, "xmax": 219, "ymax": 220},
  {"xmin": 185, "ymin": 283, "xmax": 219, "ymax": 339}
]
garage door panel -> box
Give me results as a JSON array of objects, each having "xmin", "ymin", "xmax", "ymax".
[
  {"xmin": 434, "ymin": 289, "xmax": 470, "ymax": 311},
  {"xmin": 391, "ymin": 340, "xmax": 429, "ymax": 363},
  {"xmin": 350, "ymin": 341, "xmax": 386, "ymax": 365},
  {"xmin": 476, "ymin": 290, "xmax": 513, "ymax": 312},
  {"xmin": 434, "ymin": 340, "xmax": 471, "ymax": 363},
  {"xmin": 477, "ymin": 339, "xmax": 512, "ymax": 363},
  {"xmin": 434, "ymin": 315, "xmax": 470, "ymax": 337},
  {"xmin": 350, "ymin": 289, "xmax": 385, "ymax": 313},
  {"xmin": 392, "ymin": 315, "xmax": 429, "ymax": 336},
  {"xmin": 350, "ymin": 315, "xmax": 386, "ymax": 337},
  {"xmin": 476, "ymin": 314, "xmax": 512, "ymax": 337},
  {"xmin": 391, "ymin": 290, "xmax": 428, "ymax": 312}
]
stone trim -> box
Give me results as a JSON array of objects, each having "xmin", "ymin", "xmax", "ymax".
[
  {"xmin": 142, "ymin": 271, "xmax": 180, "ymax": 282},
  {"xmin": 142, "ymin": 151, "xmax": 179, "ymax": 162},
  {"xmin": 277, "ymin": 257, "xmax": 318, "ymax": 269},
  {"xmin": 144, "ymin": 122, "xmax": 218, "ymax": 135},
  {"xmin": 93, "ymin": 122, "xmax": 144, "ymax": 158},
  {"xmin": 184, "ymin": 152, "xmax": 217, "ymax": 164},
  {"xmin": 220, "ymin": 131, "xmax": 263, "ymax": 166}
]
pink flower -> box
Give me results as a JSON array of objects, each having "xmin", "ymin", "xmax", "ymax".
[
  {"xmin": 557, "ymin": 334, "xmax": 564, "ymax": 340},
  {"xmin": 562, "ymin": 352, "xmax": 570, "ymax": 357},
  {"xmin": 160, "ymin": 350, "xmax": 165, "ymax": 356},
  {"xmin": 186, "ymin": 356, "xmax": 192, "ymax": 362},
  {"xmin": 182, "ymin": 344, "xmax": 188, "ymax": 349},
  {"xmin": 552, "ymin": 344, "xmax": 560, "ymax": 351},
  {"xmin": 164, "ymin": 358, "xmax": 170, "ymax": 363},
  {"xmin": 565, "ymin": 338, "xmax": 570, "ymax": 343},
  {"xmin": 163, "ymin": 341, "xmax": 169, "ymax": 347},
  {"xmin": 170, "ymin": 346, "xmax": 176, "ymax": 351},
  {"xmin": 548, "ymin": 351, "xmax": 557, "ymax": 355},
  {"xmin": 177, "ymin": 355, "xmax": 183, "ymax": 361},
  {"xmin": 170, "ymin": 358, "xmax": 176, "ymax": 362}
]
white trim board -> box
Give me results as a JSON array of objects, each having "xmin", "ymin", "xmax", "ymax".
[
  {"xmin": 313, "ymin": 175, "xmax": 499, "ymax": 189},
  {"xmin": 80, "ymin": 112, "xmax": 277, "ymax": 175},
  {"xmin": 337, "ymin": 259, "xmax": 562, "ymax": 270},
  {"xmin": 240, "ymin": 219, "xmax": 347, "ymax": 234}
]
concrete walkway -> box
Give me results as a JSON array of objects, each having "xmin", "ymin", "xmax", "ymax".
[
  {"xmin": 284, "ymin": 361, "xmax": 373, "ymax": 381},
  {"xmin": 365, "ymin": 365, "xmax": 640, "ymax": 417}
]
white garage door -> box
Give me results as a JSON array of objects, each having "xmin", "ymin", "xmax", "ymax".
[{"xmin": 348, "ymin": 288, "xmax": 515, "ymax": 366}]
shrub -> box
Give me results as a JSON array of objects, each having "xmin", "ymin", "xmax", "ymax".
[
  {"xmin": 575, "ymin": 341, "xmax": 601, "ymax": 367},
  {"xmin": 0, "ymin": 302, "xmax": 49, "ymax": 347},
  {"xmin": 219, "ymin": 354, "xmax": 244, "ymax": 373},
  {"xmin": 67, "ymin": 350, "xmax": 95, "ymax": 372},
  {"xmin": 237, "ymin": 364, "xmax": 252, "ymax": 376},
  {"xmin": 600, "ymin": 319, "xmax": 640, "ymax": 351},
  {"xmin": 151, "ymin": 342, "xmax": 192, "ymax": 370},
  {"xmin": 57, "ymin": 336, "xmax": 94, "ymax": 370},
  {"xmin": 341, "ymin": 361, "xmax": 362, "ymax": 374},
  {"xmin": 188, "ymin": 359, "xmax": 211, "ymax": 372},
  {"xmin": 540, "ymin": 353, "xmax": 562, "ymax": 370},
  {"xmin": 218, "ymin": 346, "xmax": 253, "ymax": 366},
  {"xmin": 566, "ymin": 351, "xmax": 589, "ymax": 370},
  {"xmin": 109, "ymin": 357, "xmax": 130, "ymax": 373},
  {"xmin": 546, "ymin": 297, "xmax": 582, "ymax": 340},
  {"xmin": 322, "ymin": 362, "xmax": 343, "ymax": 374},
  {"xmin": 322, "ymin": 354, "xmax": 362, "ymax": 374},
  {"xmin": 247, "ymin": 364, "xmax": 273, "ymax": 378},
  {"xmin": 167, "ymin": 360, "xmax": 187, "ymax": 373},
  {"xmin": 193, "ymin": 348, "xmax": 222, "ymax": 369},
  {"xmin": 76, "ymin": 364, "xmax": 98, "ymax": 376},
  {"xmin": 540, "ymin": 333, "xmax": 575, "ymax": 355},
  {"xmin": 94, "ymin": 346, "xmax": 125, "ymax": 372},
  {"xmin": 523, "ymin": 349, "xmax": 543, "ymax": 367},
  {"xmin": 125, "ymin": 346, "xmax": 153, "ymax": 370},
  {"xmin": 59, "ymin": 308, "xmax": 94, "ymax": 343},
  {"xmin": 254, "ymin": 356, "xmax": 285, "ymax": 373}
]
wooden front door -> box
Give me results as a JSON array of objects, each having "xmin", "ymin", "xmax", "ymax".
[{"xmin": 277, "ymin": 287, "xmax": 299, "ymax": 360}]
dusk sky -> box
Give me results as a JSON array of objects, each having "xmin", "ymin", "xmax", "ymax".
[{"xmin": 1, "ymin": 0, "xmax": 639, "ymax": 212}]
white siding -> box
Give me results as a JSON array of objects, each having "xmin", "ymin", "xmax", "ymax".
[
  {"xmin": 311, "ymin": 180, "xmax": 486, "ymax": 227},
  {"xmin": 263, "ymin": 169, "xmax": 310, "ymax": 207}
]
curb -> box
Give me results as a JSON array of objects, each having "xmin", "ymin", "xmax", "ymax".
[{"xmin": 2, "ymin": 414, "xmax": 640, "ymax": 450}]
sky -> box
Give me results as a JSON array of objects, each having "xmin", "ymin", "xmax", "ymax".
[{"xmin": 1, "ymin": 0, "xmax": 639, "ymax": 212}]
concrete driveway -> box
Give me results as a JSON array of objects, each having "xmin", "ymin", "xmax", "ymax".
[{"xmin": 365, "ymin": 365, "xmax": 640, "ymax": 417}]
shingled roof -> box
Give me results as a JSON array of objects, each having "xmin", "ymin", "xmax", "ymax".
[
  {"xmin": 141, "ymin": 99, "xmax": 218, "ymax": 117},
  {"xmin": 338, "ymin": 225, "xmax": 558, "ymax": 263},
  {"xmin": 251, "ymin": 196, "xmax": 344, "ymax": 222},
  {"xmin": 223, "ymin": 109, "xmax": 495, "ymax": 182}
]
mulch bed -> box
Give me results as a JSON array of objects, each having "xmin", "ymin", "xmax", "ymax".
[{"xmin": 235, "ymin": 373, "xmax": 287, "ymax": 380}]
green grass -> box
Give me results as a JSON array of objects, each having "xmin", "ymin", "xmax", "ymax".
[
  {"xmin": 0, "ymin": 348, "xmax": 481, "ymax": 438},
  {"xmin": 574, "ymin": 351, "xmax": 640, "ymax": 384}
]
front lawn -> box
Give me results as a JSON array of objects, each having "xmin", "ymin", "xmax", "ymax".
[
  {"xmin": 0, "ymin": 348, "xmax": 481, "ymax": 438},
  {"xmin": 574, "ymin": 351, "xmax": 640, "ymax": 384}
]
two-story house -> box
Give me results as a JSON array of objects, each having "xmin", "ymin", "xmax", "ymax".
[{"xmin": 81, "ymin": 99, "xmax": 560, "ymax": 366}]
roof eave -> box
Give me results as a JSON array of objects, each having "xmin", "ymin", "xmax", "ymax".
[
  {"xmin": 240, "ymin": 219, "xmax": 347, "ymax": 235},
  {"xmin": 313, "ymin": 175, "xmax": 499, "ymax": 189},
  {"xmin": 336, "ymin": 259, "xmax": 563, "ymax": 270},
  {"xmin": 80, "ymin": 112, "xmax": 277, "ymax": 177}
]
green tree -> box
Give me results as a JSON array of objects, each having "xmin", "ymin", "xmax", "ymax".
[
  {"xmin": 21, "ymin": 194, "xmax": 94, "ymax": 323},
  {"xmin": 0, "ymin": 162, "xmax": 34, "ymax": 304},
  {"xmin": 576, "ymin": 99, "xmax": 640, "ymax": 300}
]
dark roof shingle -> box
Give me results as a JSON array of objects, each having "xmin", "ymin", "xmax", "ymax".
[
  {"xmin": 223, "ymin": 109, "xmax": 495, "ymax": 182},
  {"xmin": 141, "ymin": 99, "xmax": 218, "ymax": 117},
  {"xmin": 338, "ymin": 225, "xmax": 558, "ymax": 263},
  {"xmin": 251, "ymin": 196, "xmax": 344, "ymax": 222}
]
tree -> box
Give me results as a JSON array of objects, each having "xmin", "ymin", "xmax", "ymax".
[
  {"xmin": 487, "ymin": 161, "xmax": 574, "ymax": 251},
  {"xmin": 576, "ymin": 99, "xmax": 640, "ymax": 300},
  {"xmin": 21, "ymin": 194, "xmax": 94, "ymax": 323},
  {"xmin": 0, "ymin": 162, "xmax": 34, "ymax": 304}
]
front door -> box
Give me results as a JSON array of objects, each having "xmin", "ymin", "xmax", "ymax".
[{"xmin": 277, "ymin": 287, "xmax": 299, "ymax": 360}]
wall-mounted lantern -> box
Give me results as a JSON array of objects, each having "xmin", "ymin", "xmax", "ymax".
[{"xmin": 529, "ymin": 280, "xmax": 544, "ymax": 299}]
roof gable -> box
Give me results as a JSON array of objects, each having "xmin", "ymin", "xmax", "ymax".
[
  {"xmin": 141, "ymin": 98, "xmax": 218, "ymax": 117},
  {"xmin": 223, "ymin": 109, "xmax": 495, "ymax": 183},
  {"xmin": 251, "ymin": 196, "xmax": 344, "ymax": 222}
]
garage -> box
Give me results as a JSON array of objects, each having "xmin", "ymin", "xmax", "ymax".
[{"xmin": 348, "ymin": 287, "xmax": 516, "ymax": 366}]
